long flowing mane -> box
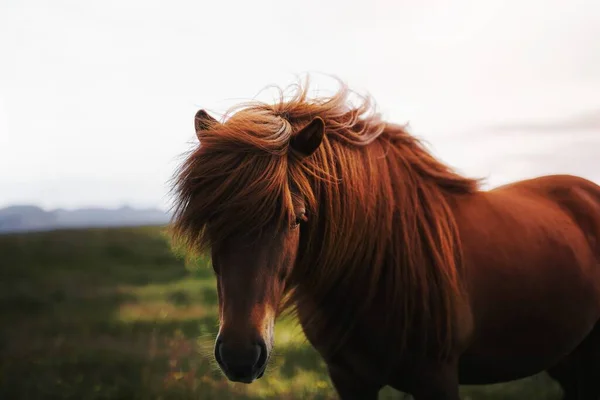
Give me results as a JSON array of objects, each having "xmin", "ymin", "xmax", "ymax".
[{"xmin": 171, "ymin": 80, "xmax": 480, "ymax": 361}]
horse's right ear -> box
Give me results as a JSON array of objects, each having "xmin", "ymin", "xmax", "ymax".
[
  {"xmin": 290, "ymin": 117, "xmax": 325, "ymax": 157},
  {"xmin": 194, "ymin": 109, "xmax": 219, "ymax": 137}
]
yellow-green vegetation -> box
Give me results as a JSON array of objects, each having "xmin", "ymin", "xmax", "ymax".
[{"xmin": 0, "ymin": 226, "xmax": 562, "ymax": 399}]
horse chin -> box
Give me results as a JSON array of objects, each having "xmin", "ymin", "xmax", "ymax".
[
  {"xmin": 234, "ymin": 377, "xmax": 254, "ymax": 384},
  {"xmin": 227, "ymin": 369, "xmax": 265, "ymax": 384},
  {"xmin": 223, "ymin": 371, "xmax": 261, "ymax": 384}
]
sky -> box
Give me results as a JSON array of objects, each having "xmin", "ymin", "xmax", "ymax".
[{"xmin": 1, "ymin": 0, "xmax": 599, "ymax": 211}]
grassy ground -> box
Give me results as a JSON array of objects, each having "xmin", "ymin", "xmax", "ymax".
[{"xmin": 0, "ymin": 226, "xmax": 563, "ymax": 399}]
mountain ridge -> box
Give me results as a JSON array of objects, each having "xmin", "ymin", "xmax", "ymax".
[{"xmin": 0, "ymin": 204, "xmax": 172, "ymax": 233}]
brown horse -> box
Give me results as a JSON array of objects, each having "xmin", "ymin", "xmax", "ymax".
[{"xmin": 171, "ymin": 81, "xmax": 600, "ymax": 399}]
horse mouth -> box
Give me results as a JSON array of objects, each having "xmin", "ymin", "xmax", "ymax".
[
  {"xmin": 230, "ymin": 376, "xmax": 256, "ymax": 384},
  {"xmin": 225, "ymin": 367, "xmax": 266, "ymax": 384}
]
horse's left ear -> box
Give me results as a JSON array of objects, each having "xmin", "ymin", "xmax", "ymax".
[
  {"xmin": 194, "ymin": 109, "xmax": 219, "ymax": 136},
  {"xmin": 290, "ymin": 117, "xmax": 325, "ymax": 157}
]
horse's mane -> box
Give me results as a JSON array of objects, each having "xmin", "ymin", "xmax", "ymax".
[{"xmin": 171, "ymin": 80, "xmax": 480, "ymax": 361}]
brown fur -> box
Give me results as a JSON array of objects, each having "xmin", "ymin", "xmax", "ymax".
[{"xmin": 171, "ymin": 80, "xmax": 600, "ymax": 399}]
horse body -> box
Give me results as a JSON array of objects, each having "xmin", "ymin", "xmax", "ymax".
[
  {"xmin": 456, "ymin": 175, "xmax": 600, "ymax": 383},
  {"xmin": 171, "ymin": 81, "xmax": 600, "ymax": 399},
  {"xmin": 295, "ymin": 174, "xmax": 600, "ymax": 397}
]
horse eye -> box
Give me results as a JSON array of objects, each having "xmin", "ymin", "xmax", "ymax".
[
  {"xmin": 291, "ymin": 218, "xmax": 301, "ymax": 229},
  {"xmin": 291, "ymin": 211, "xmax": 307, "ymax": 229}
]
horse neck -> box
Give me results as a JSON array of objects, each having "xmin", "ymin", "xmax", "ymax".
[{"xmin": 289, "ymin": 135, "xmax": 473, "ymax": 358}]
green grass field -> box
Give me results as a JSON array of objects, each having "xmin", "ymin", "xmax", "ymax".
[{"xmin": 0, "ymin": 226, "xmax": 563, "ymax": 399}]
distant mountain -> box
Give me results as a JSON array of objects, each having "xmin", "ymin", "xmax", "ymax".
[{"xmin": 0, "ymin": 205, "xmax": 172, "ymax": 234}]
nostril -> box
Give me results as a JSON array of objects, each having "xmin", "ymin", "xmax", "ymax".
[
  {"xmin": 215, "ymin": 337, "xmax": 225, "ymax": 365},
  {"xmin": 254, "ymin": 340, "xmax": 268, "ymax": 369},
  {"xmin": 251, "ymin": 343, "xmax": 262, "ymax": 366}
]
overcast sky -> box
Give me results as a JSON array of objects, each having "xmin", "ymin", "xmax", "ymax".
[{"xmin": 1, "ymin": 0, "xmax": 599, "ymax": 211}]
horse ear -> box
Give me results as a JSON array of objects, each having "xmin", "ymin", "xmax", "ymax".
[
  {"xmin": 291, "ymin": 117, "xmax": 325, "ymax": 157},
  {"xmin": 194, "ymin": 109, "xmax": 219, "ymax": 136}
]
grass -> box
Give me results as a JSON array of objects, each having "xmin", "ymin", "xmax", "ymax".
[{"xmin": 0, "ymin": 226, "xmax": 563, "ymax": 399}]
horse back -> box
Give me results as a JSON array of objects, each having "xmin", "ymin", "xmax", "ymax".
[
  {"xmin": 512, "ymin": 174, "xmax": 600, "ymax": 259},
  {"xmin": 479, "ymin": 174, "xmax": 600, "ymax": 268}
]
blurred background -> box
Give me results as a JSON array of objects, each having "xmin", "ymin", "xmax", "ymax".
[{"xmin": 0, "ymin": 0, "xmax": 598, "ymax": 398}]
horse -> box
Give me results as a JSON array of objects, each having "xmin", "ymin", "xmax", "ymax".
[{"xmin": 170, "ymin": 81, "xmax": 600, "ymax": 399}]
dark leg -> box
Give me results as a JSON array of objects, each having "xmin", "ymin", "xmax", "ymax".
[
  {"xmin": 547, "ymin": 356, "xmax": 579, "ymax": 400},
  {"xmin": 578, "ymin": 323, "xmax": 600, "ymax": 400},
  {"xmin": 328, "ymin": 365, "xmax": 382, "ymax": 400},
  {"xmin": 410, "ymin": 361, "xmax": 461, "ymax": 400},
  {"xmin": 547, "ymin": 322, "xmax": 600, "ymax": 400}
]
